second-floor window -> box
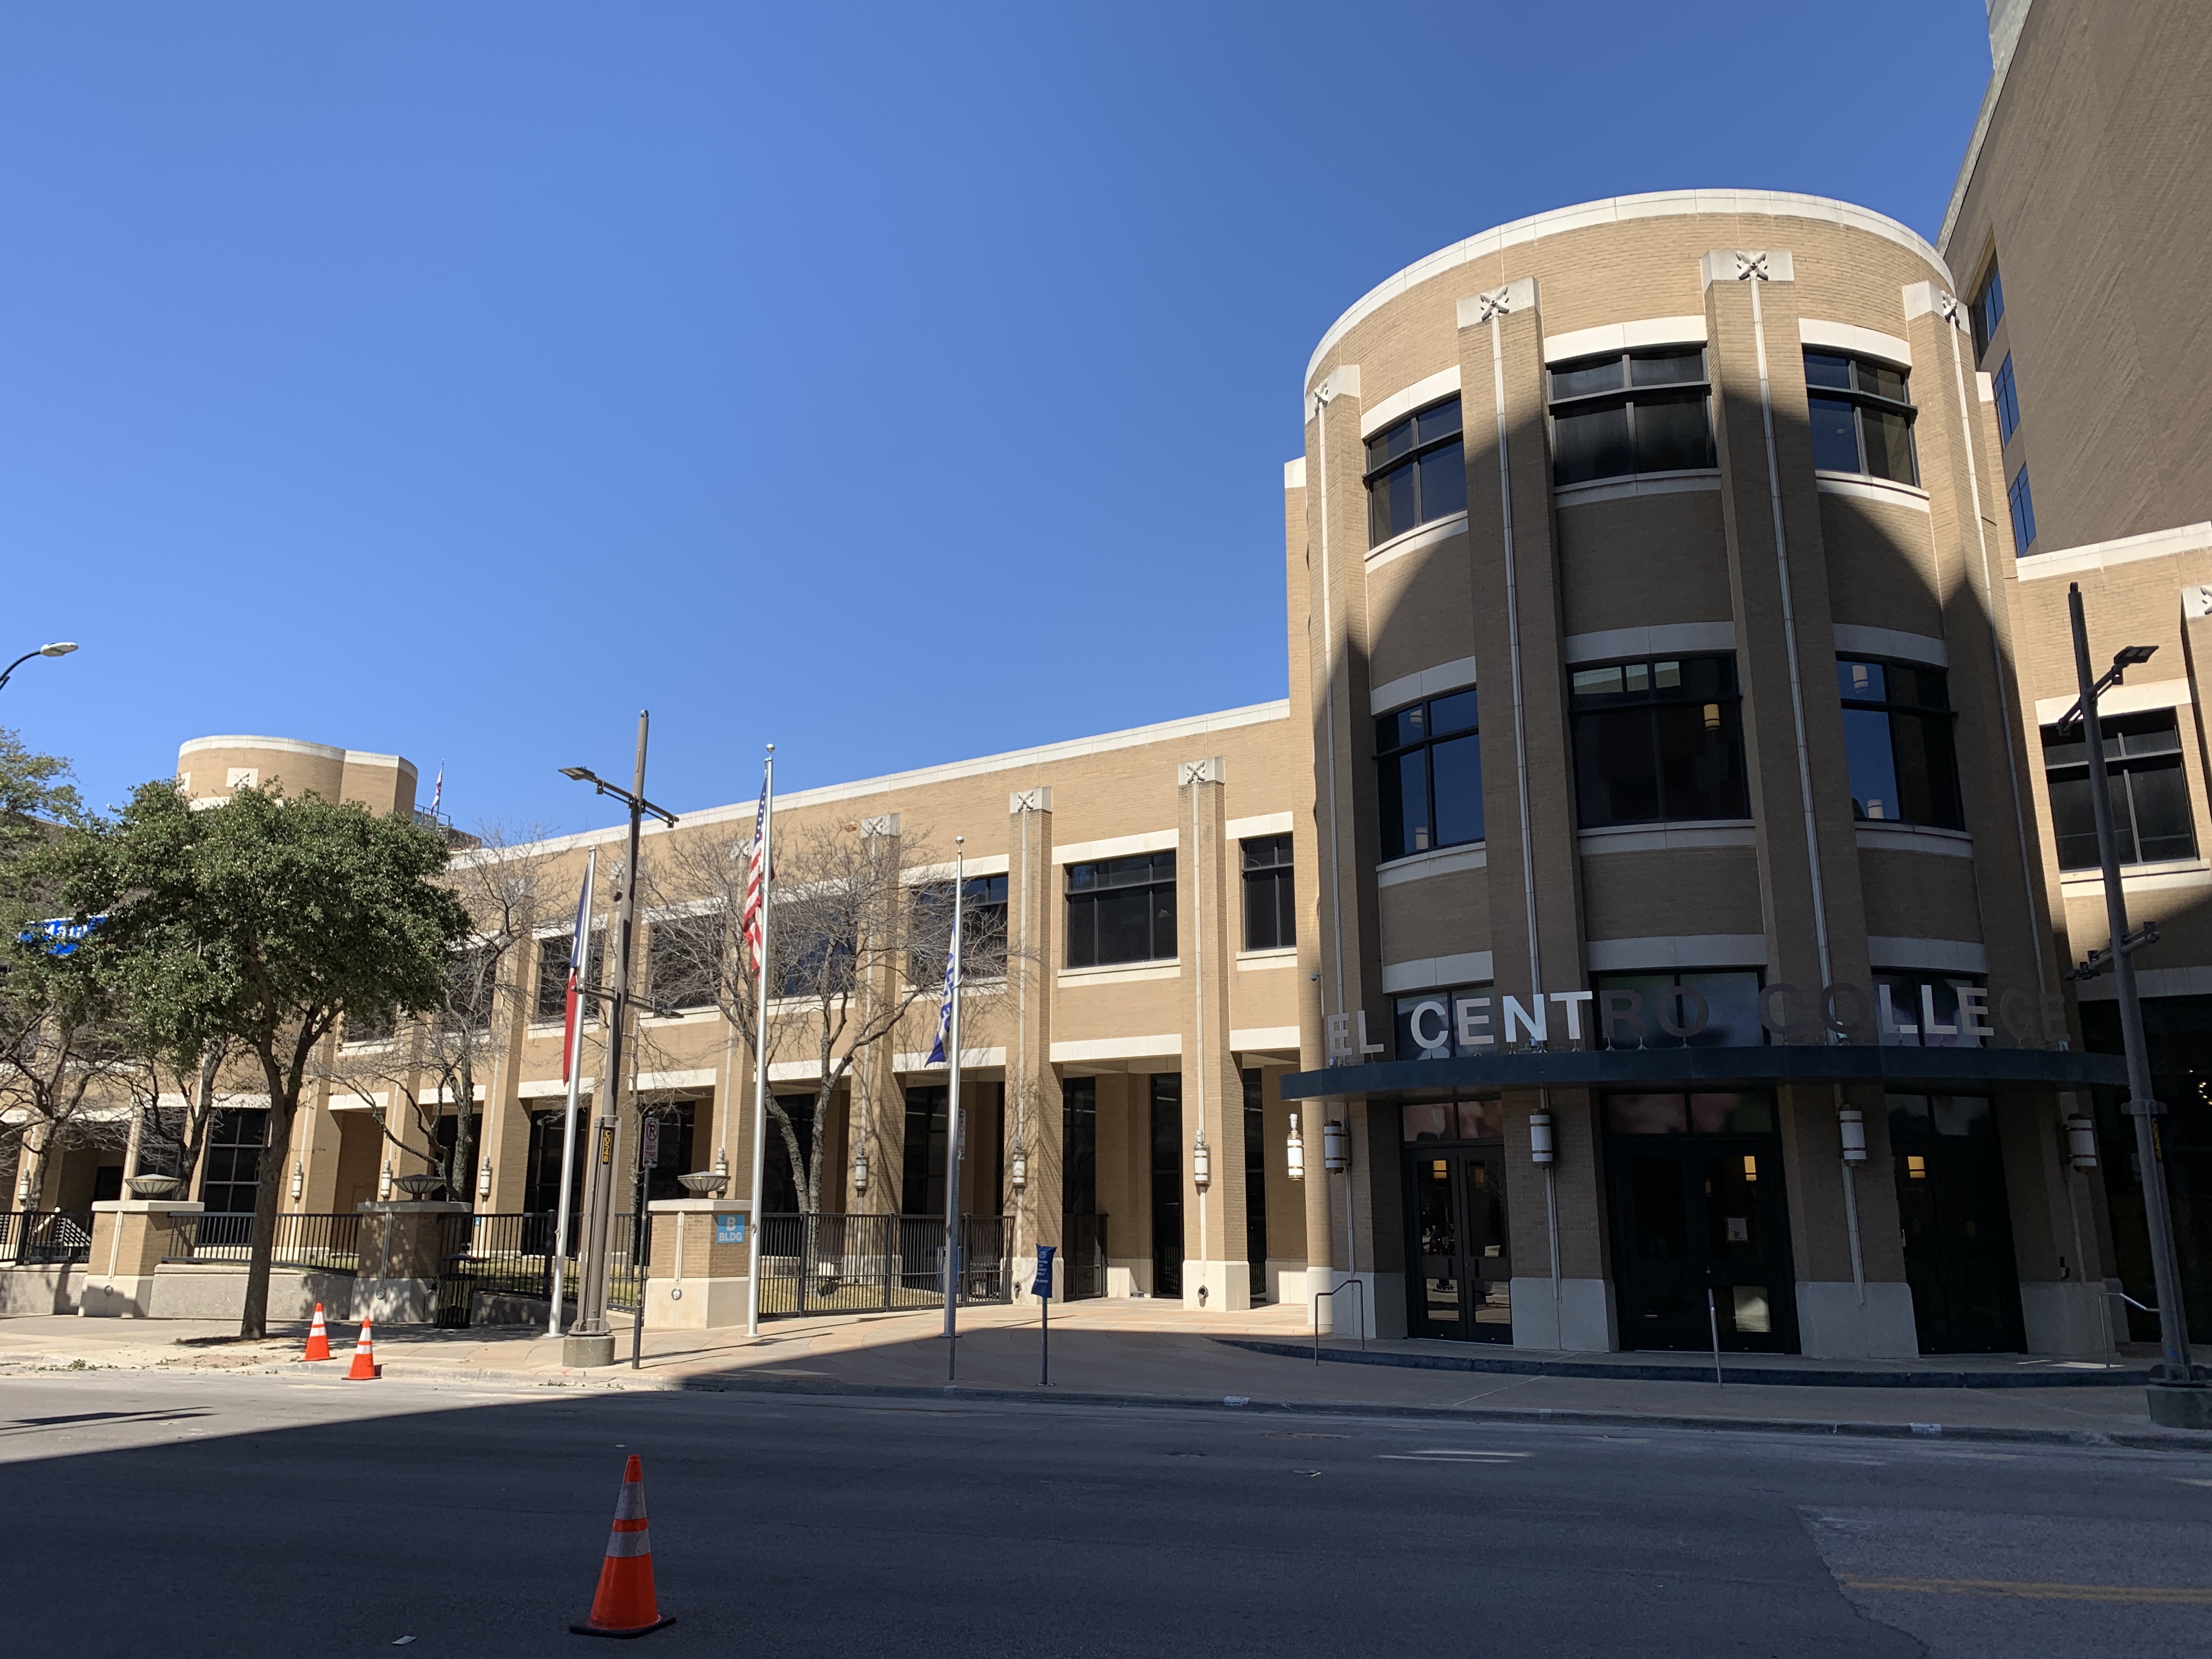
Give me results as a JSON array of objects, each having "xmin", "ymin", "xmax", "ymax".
[
  {"xmin": 535, "ymin": 928, "xmax": 603, "ymax": 1023},
  {"xmin": 1548, "ymin": 348, "xmax": 1715, "ymax": 486},
  {"xmin": 1065, "ymin": 853, "xmax": 1176, "ymax": 968},
  {"xmin": 2008, "ymin": 467, "xmax": 2038, "ymax": 553},
  {"xmin": 2042, "ymin": 710, "xmax": 2197, "ymax": 870},
  {"xmin": 912, "ymin": 874, "xmax": 1010, "ymax": 978},
  {"xmin": 645, "ymin": 913, "xmax": 724, "ymax": 1012},
  {"xmin": 1837, "ymin": 659, "xmax": 1963, "ymax": 830},
  {"xmin": 1806, "ymin": 352, "xmax": 1917, "ymax": 483},
  {"xmin": 1991, "ymin": 353, "xmax": 2021, "ymax": 444},
  {"xmin": 1365, "ymin": 396, "xmax": 1465, "ymax": 545},
  {"xmin": 1570, "ymin": 656, "xmax": 1747, "ymax": 828},
  {"xmin": 1971, "ymin": 262, "xmax": 2005, "ymax": 362},
  {"xmin": 1376, "ymin": 687, "xmax": 1483, "ymax": 859},
  {"xmin": 1240, "ymin": 834, "xmax": 1295, "ymax": 951}
]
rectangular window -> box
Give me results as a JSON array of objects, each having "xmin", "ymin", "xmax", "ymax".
[
  {"xmin": 2041, "ymin": 710, "xmax": 2198, "ymax": 870},
  {"xmin": 450, "ymin": 944, "xmax": 498, "ymax": 1029},
  {"xmin": 1065, "ymin": 853, "xmax": 1176, "ymax": 967},
  {"xmin": 1837, "ymin": 659, "xmax": 1963, "ymax": 830},
  {"xmin": 200, "ymin": 1108, "xmax": 269, "ymax": 1214},
  {"xmin": 912, "ymin": 873, "xmax": 1010, "ymax": 980},
  {"xmin": 1874, "ymin": 972, "xmax": 1988, "ymax": 1049},
  {"xmin": 1971, "ymin": 262, "xmax": 2005, "ymax": 362},
  {"xmin": 1243, "ymin": 1069, "xmax": 1268, "ymax": 1304},
  {"xmin": 535, "ymin": 927, "xmax": 604, "ymax": 1023},
  {"xmin": 1364, "ymin": 397, "xmax": 1465, "ymax": 545},
  {"xmin": 646, "ymin": 913, "xmax": 724, "ymax": 1012},
  {"xmin": 1548, "ymin": 348, "xmax": 1715, "ymax": 486},
  {"xmin": 1592, "ymin": 971, "xmax": 1765, "ymax": 1051},
  {"xmin": 2007, "ymin": 467, "xmax": 2037, "ymax": 552},
  {"xmin": 1568, "ymin": 656, "xmax": 1747, "ymax": 828},
  {"xmin": 1393, "ymin": 981, "xmax": 1493, "ymax": 1060},
  {"xmin": 1805, "ymin": 352, "xmax": 1917, "ymax": 483},
  {"xmin": 1240, "ymin": 834, "xmax": 1295, "ymax": 951},
  {"xmin": 1375, "ymin": 686, "xmax": 1483, "ymax": 859},
  {"xmin": 1061, "ymin": 1075, "xmax": 1097, "ymax": 1218},
  {"xmin": 1991, "ymin": 353, "xmax": 2021, "ymax": 444}
]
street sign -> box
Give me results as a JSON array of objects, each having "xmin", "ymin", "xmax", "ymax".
[
  {"xmin": 715, "ymin": 1214, "xmax": 746, "ymax": 1245},
  {"xmin": 641, "ymin": 1116, "xmax": 661, "ymax": 1166},
  {"xmin": 1032, "ymin": 1244, "xmax": 1056, "ymax": 1300}
]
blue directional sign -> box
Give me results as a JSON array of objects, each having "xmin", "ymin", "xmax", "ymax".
[
  {"xmin": 715, "ymin": 1214, "xmax": 747, "ymax": 1244},
  {"xmin": 20, "ymin": 916, "xmax": 104, "ymax": 957},
  {"xmin": 1032, "ymin": 1244, "xmax": 1055, "ymax": 1300}
]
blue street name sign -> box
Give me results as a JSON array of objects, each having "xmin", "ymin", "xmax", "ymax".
[
  {"xmin": 1032, "ymin": 1244, "xmax": 1055, "ymax": 1300},
  {"xmin": 715, "ymin": 1214, "xmax": 747, "ymax": 1245}
]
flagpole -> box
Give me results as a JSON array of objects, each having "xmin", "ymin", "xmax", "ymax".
[
  {"xmin": 549, "ymin": 849, "xmax": 597, "ymax": 1337},
  {"xmin": 943, "ymin": 838, "xmax": 966, "ymax": 1376},
  {"xmin": 743, "ymin": 747, "xmax": 775, "ymax": 1339}
]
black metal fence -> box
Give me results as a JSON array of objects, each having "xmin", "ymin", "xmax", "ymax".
[
  {"xmin": 1062, "ymin": 1213, "xmax": 1109, "ymax": 1300},
  {"xmin": 0, "ymin": 1210, "xmax": 93, "ymax": 1266},
  {"xmin": 161, "ymin": 1212, "xmax": 361, "ymax": 1274},
  {"xmin": 755, "ymin": 1213, "xmax": 1009, "ymax": 1315},
  {"xmin": 432, "ymin": 1211, "xmax": 644, "ymax": 1327}
]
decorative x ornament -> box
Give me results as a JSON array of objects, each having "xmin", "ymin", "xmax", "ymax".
[{"xmin": 1733, "ymin": 251, "xmax": 1771, "ymax": 283}]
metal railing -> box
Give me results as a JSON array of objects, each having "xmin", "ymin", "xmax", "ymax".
[
  {"xmin": 161, "ymin": 1211, "xmax": 362, "ymax": 1274},
  {"xmin": 431, "ymin": 1211, "xmax": 646, "ymax": 1327},
  {"xmin": 755, "ymin": 1213, "xmax": 1009, "ymax": 1316},
  {"xmin": 0, "ymin": 1209, "xmax": 94, "ymax": 1266},
  {"xmin": 1062, "ymin": 1214, "xmax": 1109, "ymax": 1301}
]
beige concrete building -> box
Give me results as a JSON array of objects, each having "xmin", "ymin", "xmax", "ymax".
[{"xmin": 1940, "ymin": 0, "xmax": 2212, "ymax": 1341}]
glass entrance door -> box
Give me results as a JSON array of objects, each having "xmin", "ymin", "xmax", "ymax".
[
  {"xmin": 1889, "ymin": 1093, "xmax": 2023, "ymax": 1353},
  {"xmin": 1604, "ymin": 1092, "xmax": 1799, "ymax": 1353},
  {"xmin": 1403, "ymin": 1130, "xmax": 1513, "ymax": 1342}
]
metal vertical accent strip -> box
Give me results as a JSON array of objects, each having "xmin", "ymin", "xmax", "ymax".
[
  {"xmin": 1488, "ymin": 304, "xmax": 1544, "ymax": 998},
  {"xmin": 1744, "ymin": 262, "xmax": 1833, "ymax": 986}
]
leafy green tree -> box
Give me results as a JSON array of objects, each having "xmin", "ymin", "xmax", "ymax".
[{"xmin": 63, "ymin": 781, "xmax": 470, "ymax": 1337}]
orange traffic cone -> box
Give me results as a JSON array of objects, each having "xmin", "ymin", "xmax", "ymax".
[
  {"xmin": 570, "ymin": 1455, "xmax": 674, "ymax": 1638},
  {"xmin": 345, "ymin": 1315, "xmax": 380, "ymax": 1381},
  {"xmin": 302, "ymin": 1304, "xmax": 331, "ymax": 1363}
]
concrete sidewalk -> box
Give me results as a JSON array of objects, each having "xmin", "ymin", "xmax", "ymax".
[{"xmin": 4, "ymin": 1300, "xmax": 2207, "ymax": 1451}]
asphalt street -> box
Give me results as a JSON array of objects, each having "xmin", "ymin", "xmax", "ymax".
[{"xmin": 2, "ymin": 1370, "xmax": 2208, "ymax": 1657}]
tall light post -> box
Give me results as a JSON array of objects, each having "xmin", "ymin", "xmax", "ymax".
[
  {"xmin": 0, "ymin": 641, "xmax": 78, "ymax": 691},
  {"xmin": 557, "ymin": 713, "xmax": 679, "ymax": 1369},
  {"xmin": 2061, "ymin": 585, "xmax": 2203, "ymax": 1415}
]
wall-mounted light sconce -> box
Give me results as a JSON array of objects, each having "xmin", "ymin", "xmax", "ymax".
[
  {"xmin": 1528, "ymin": 1112, "xmax": 1555, "ymax": 1166},
  {"xmin": 1323, "ymin": 1119, "xmax": 1349, "ymax": 1174},
  {"xmin": 378, "ymin": 1161, "xmax": 394, "ymax": 1201},
  {"xmin": 1192, "ymin": 1128, "xmax": 1211, "ymax": 1190},
  {"xmin": 1286, "ymin": 1114, "xmax": 1304, "ymax": 1182},
  {"xmin": 1838, "ymin": 1108, "xmax": 1867, "ymax": 1164},
  {"xmin": 2067, "ymin": 1115, "xmax": 2098, "ymax": 1171},
  {"xmin": 291, "ymin": 1159, "xmax": 304, "ymax": 1200},
  {"xmin": 478, "ymin": 1158, "xmax": 493, "ymax": 1200},
  {"xmin": 852, "ymin": 1143, "xmax": 870, "ymax": 1195},
  {"xmin": 1008, "ymin": 1137, "xmax": 1028, "ymax": 1193}
]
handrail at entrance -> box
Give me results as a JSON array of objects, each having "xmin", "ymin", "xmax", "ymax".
[{"xmin": 1311, "ymin": 1280, "xmax": 1367, "ymax": 1363}]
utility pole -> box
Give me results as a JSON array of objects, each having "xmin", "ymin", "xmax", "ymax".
[
  {"xmin": 943, "ymin": 839, "xmax": 965, "ymax": 1379},
  {"xmin": 557, "ymin": 714, "xmax": 679, "ymax": 1369},
  {"xmin": 2064, "ymin": 585, "xmax": 2200, "ymax": 1401}
]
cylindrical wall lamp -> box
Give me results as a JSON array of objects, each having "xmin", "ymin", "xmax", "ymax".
[
  {"xmin": 851, "ymin": 1143, "xmax": 870, "ymax": 1195},
  {"xmin": 1322, "ymin": 1119, "xmax": 1349, "ymax": 1174},
  {"xmin": 1192, "ymin": 1128, "xmax": 1211, "ymax": 1190},
  {"xmin": 1285, "ymin": 1114, "xmax": 1305, "ymax": 1182},
  {"xmin": 1838, "ymin": 1108, "xmax": 1867, "ymax": 1164},
  {"xmin": 1008, "ymin": 1138, "xmax": 1028, "ymax": 1193},
  {"xmin": 2067, "ymin": 1114, "xmax": 2099, "ymax": 1171},
  {"xmin": 378, "ymin": 1161, "xmax": 394, "ymax": 1201},
  {"xmin": 1528, "ymin": 1112, "xmax": 1555, "ymax": 1165},
  {"xmin": 291, "ymin": 1159, "xmax": 304, "ymax": 1201},
  {"xmin": 478, "ymin": 1158, "xmax": 493, "ymax": 1200}
]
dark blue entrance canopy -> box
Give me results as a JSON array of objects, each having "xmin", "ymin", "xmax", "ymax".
[{"xmin": 1279, "ymin": 1044, "xmax": 2125, "ymax": 1101}]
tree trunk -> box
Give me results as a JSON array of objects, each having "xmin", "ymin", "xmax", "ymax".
[
  {"xmin": 453, "ymin": 1052, "xmax": 477, "ymax": 1208},
  {"xmin": 238, "ymin": 1090, "xmax": 298, "ymax": 1341}
]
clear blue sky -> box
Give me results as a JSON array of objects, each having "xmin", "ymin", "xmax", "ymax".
[{"xmin": 1, "ymin": 2, "xmax": 1993, "ymax": 839}]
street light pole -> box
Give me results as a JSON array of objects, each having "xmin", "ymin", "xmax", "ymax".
[
  {"xmin": 0, "ymin": 641, "xmax": 78, "ymax": 691},
  {"xmin": 2064, "ymin": 585, "xmax": 2198, "ymax": 1389},
  {"xmin": 943, "ymin": 839, "xmax": 965, "ymax": 1379},
  {"xmin": 557, "ymin": 714, "xmax": 679, "ymax": 1369}
]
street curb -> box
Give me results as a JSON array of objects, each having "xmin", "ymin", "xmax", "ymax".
[
  {"xmin": 1213, "ymin": 1338, "xmax": 2155, "ymax": 1390},
  {"xmin": 669, "ymin": 1373, "xmax": 2212, "ymax": 1452}
]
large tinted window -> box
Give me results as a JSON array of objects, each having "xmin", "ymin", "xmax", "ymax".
[
  {"xmin": 1375, "ymin": 687, "xmax": 1483, "ymax": 859},
  {"xmin": 1991, "ymin": 354, "xmax": 2021, "ymax": 444},
  {"xmin": 1837, "ymin": 659, "xmax": 1963, "ymax": 830},
  {"xmin": 1805, "ymin": 352, "xmax": 1917, "ymax": 483},
  {"xmin": 2007, "ymin": 467, "xmax": 2038, "ymax": 553},
  {"xmin": 1365, "ymin": 397, "xmax": 1465, "ymax": 545},
  {"xmin": 1971, "ymin": 262, "xmax": 2005, "ymax": 362},
  {"xmin": 2042, "ymin": 710, "xmax": 2197, "ymax": 870},
  {"xmin": 1548, "ymin": 348, "xmax": 1714, "ymax": 486},
  {"xmin": 1065, "ymin": 853, "xmax": 1176, "ymax": 967},
  {"xmin": 1570, "ymin": 656, "xmax": 1747, "ymax": 827},
  {"xmin": 1593, "ymin": 971, "xmax": 1764, "ymax": 1050},
  {"xmin": 1240, "ymin": 834, "xmax": 1295, "ymax": 951}
]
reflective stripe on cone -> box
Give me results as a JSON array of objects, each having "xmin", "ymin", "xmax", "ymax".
[{"xmin": 571, "ymin": 1455, "xmax": 674, "ymax": 1639}]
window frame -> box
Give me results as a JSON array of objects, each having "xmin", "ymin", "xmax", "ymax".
[
  {"xmin": 2040, "ymin": 708, "xmax": 2199, "ymax": 871},
  {"xmin": 1970, "ymin": 262, "xmax": 2005, "ymax": 362},
  {"xmin": 1991, "ymin": 353, "xmax": 2021, "ymax": 445},
  {"xmin": 2007, "ymin": 466, "xmax": 2038, "ymax": 553},
  {"xmin": 1567, "ymin": 654, "xmax": 1749, "ymax": 830},
  {"xmin": 1063, "ymin": 851, "xmax": 1177, "ymax": 969},
  {"xmin": 1363, "ymin": 396, "xmax": 1466, "ymax": 546},
  {"xmin": 1836, "ymin": 657, "xmax": 1964, "ymax": 831},
  {"xmin": 1803, "ymin": 351, "xmax": 1918, "ymax": 484},
  {"xmin": 1545, "ymin": 347, "xmax": 1717, "ymax": 487},
  {"xmin": 1239, "ymin": 833, "xmax": 1296, "ymax": 952},
  {"xmin": 1374, "ymin": 687, "xmax": 1485, "ymax": 860}
]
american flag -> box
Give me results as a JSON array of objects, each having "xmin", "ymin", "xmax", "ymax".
[
  {"xmin": 740, "ymin": 772, "xmax": 770, "ymax": 974},
  {"xmin": 560, "ymin": 850, "xmax": 596, "ymax": 1084}
]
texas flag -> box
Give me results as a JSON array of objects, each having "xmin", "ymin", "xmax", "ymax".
[{"xmin": 561, "ymin": 850, "xmax": 597, "ymax": 1084}]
